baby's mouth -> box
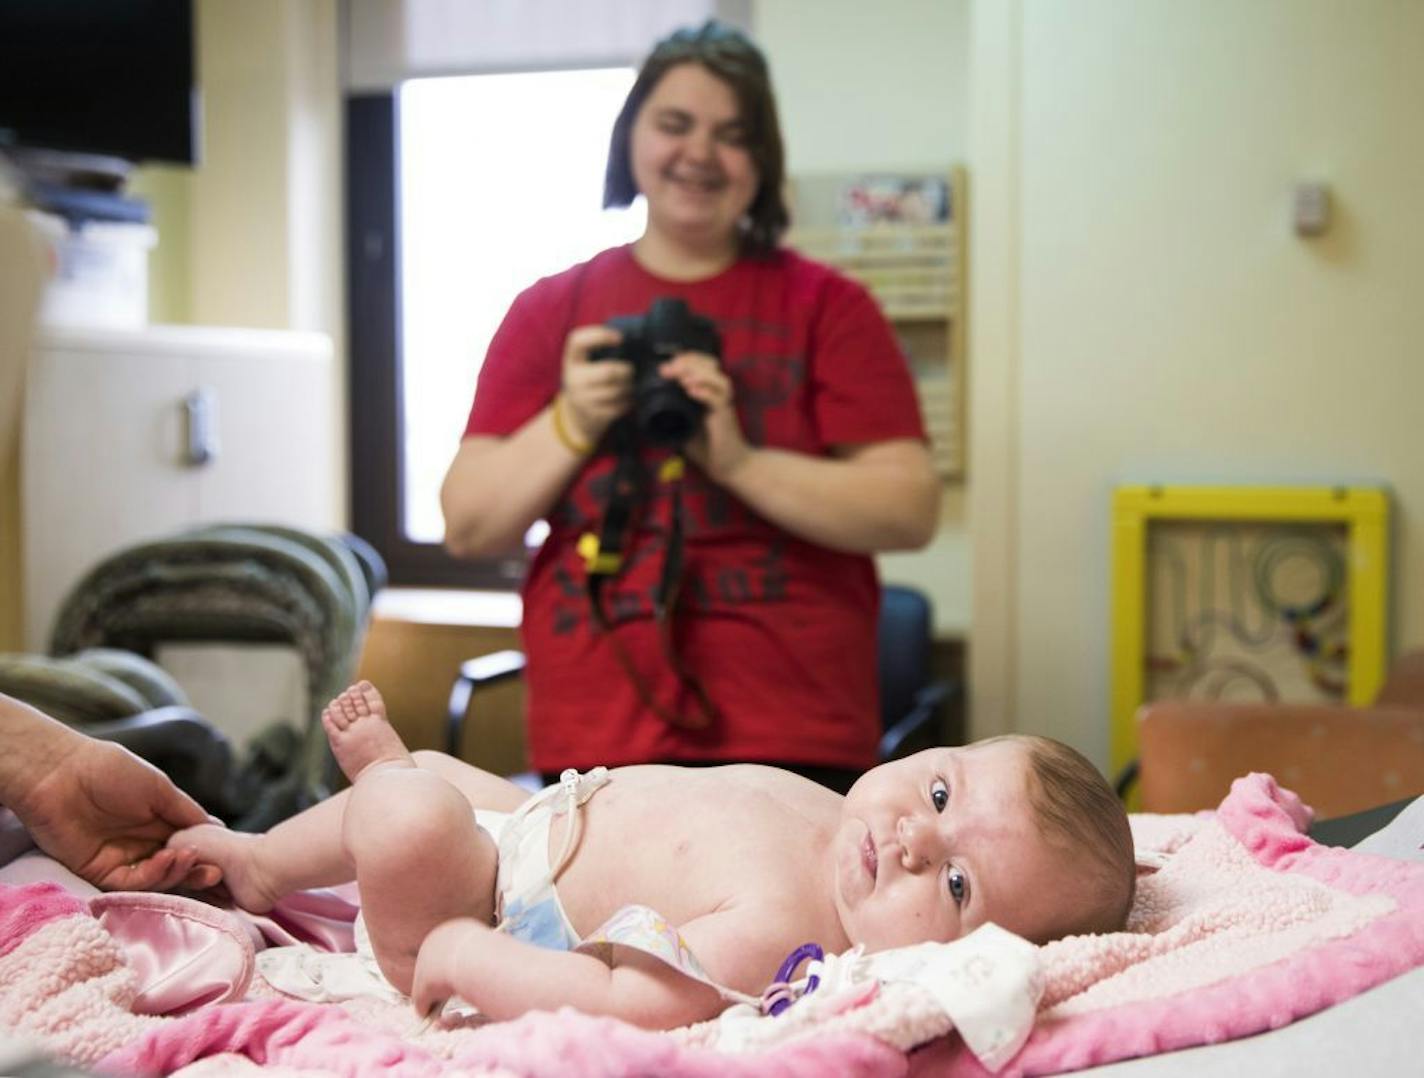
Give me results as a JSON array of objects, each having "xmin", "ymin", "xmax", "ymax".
[{"xmin": 861, "ymin": 831, "xmax": 878, "ymax": 882}]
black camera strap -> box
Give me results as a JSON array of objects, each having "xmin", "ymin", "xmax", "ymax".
[{"xmin": 580, "ymin": 427, "xmax": 718, "ymax": 731}]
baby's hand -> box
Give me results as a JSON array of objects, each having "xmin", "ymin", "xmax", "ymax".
[{"xmin": 411, "ymin": 917, "xmax": 489, "ymax": 1018}]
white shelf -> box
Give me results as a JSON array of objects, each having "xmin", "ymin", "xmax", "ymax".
[{"xmin": 787, "ymin": 169, "xmax": 967, "ymax": 478}]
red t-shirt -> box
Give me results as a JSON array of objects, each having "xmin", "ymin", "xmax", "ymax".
[{"xmin": 465, "ymin": 245, "xmax": 926, "ymax": 772}]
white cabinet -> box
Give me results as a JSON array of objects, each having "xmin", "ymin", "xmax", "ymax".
[{"xmin": 22, "ymin": 324, "xmax": 341, "ymax": 650}]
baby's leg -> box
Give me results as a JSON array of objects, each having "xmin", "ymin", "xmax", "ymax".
[
  {"xmin": 410, "ymin": 749, "xmax": 531, "ymax": 814},
  {"xmin": 169, "ymin": 683, "xmax": 521, "ymax": 916},
  {"xmin": 167, "ymin": 681, "xmax": 413, "ymax": 909},
  {"xmin": 321, "ymin": 680, "xmax": 413, "ymax": 782},
  {"xmin": 342, "ymin": 767, "xmax": 498, "ymax": 994},
  {"xmin": 169, "ymin": 789, "xmax": 354, "ymax": 912}
]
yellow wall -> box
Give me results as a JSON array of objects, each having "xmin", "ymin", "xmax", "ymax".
[
  {"xmin": 127, "ymin": 167, "xmax": 192, "ymax": 323},
  {"xmin": 0, "ymin": 204, "xmax": 47, "ymax": 652},
  {"xmin": 970, "ymin": 0, "xmax": 1424, "ymax": 764}
]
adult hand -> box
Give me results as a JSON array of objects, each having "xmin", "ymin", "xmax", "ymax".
[
  {"xmin": 659, "ymin": 351, "xmax": 751, "ymax": 482},
  {"xmin": 12, "ymin": 732, "xmax": 222, "ymax": 891},
  {"xmin": 560, "ymin": 324, "xmax": 634, "ymax": 449}
]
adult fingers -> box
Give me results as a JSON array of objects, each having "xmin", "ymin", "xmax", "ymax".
[
  {"xmin": 660, "ymin": 351, "xmax": 727, "ymax": 384},
  {"xmin": 563, "ymin": 324, "xmax": 623, "ymax": 367},
  {"xmin": 118, "ymin": 747, "xmax": 210, "ymax": 830},
  {"xmin": 153, "ymin": 780, "xmax": 214, "ymax": 830},
  {"xmin": 661, "ymin": 354, "xmax": 733, "ymax": 405},
  {"xmin": 565, "ymin": 358, "xmax": 633, "ymax": 394},
  {"xmin": 98, "ymin": 846, "xmax": 182, "ymax": 892}
]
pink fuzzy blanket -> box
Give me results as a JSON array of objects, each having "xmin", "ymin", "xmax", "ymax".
[
  {"xmin": 905, "ymin": 773, "xmax": 1424, "ymax": 1075},
  {"xmin": 0, "ymin": 882, "xmax": 895, "ymax": 1076},
  {"xmin": 1, "ymin": 773, "xmax": 1421, "ymax": 1077}
]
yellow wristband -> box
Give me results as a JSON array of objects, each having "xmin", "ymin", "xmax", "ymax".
[{"xmin": 551, "ymin": 393, "xmax": 593, "ymax": 456}]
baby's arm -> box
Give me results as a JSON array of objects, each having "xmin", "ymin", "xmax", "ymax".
[{"xmin": 412, "ymin": 910, "xmax": 784, "ymax": 1030}]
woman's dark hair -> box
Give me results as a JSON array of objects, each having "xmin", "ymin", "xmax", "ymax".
[{"xmin": 604, "ymin": 20, "xmax": 789, "ymax": 255}]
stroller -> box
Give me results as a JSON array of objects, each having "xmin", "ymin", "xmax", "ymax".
[{"xmin": 0, "ymin": 523, "xmax": 385, "ymax": 830}]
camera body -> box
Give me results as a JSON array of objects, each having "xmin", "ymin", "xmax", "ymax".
[{"xmin": 589, "ymin": 297, "xmax": 721, "ymax": 448}]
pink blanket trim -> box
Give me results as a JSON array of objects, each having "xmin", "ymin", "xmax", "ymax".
[
  {"xmin": 98, "ymin": 997, "xmax": 903, "ymax": 1077},
  {"xmin": 909, "ymin": 773, "xmax": 1424, "ymax": 1076}
]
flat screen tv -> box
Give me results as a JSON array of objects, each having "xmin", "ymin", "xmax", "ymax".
[{"xmin": 0, "ymin": 0, "xmax": 198, "ymax": 167}]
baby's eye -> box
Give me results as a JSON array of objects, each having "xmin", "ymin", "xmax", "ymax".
[
  {"xmin": 930, "ymin": 778, "xmax": 949, "ymax": 812},
  {"xmin": 947, "ymin": 866, "xmax": 968, "ymax": 905}
]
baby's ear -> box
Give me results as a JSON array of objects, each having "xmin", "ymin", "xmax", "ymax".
[{"xmin": 1134, "ymin": 850, "xmax": 1169, "ymax": 876}]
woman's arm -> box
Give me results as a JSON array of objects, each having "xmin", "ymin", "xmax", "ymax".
[
  {"xmin": 717, "ymin": 438, "xmax": 941, "ymax": 553},
  {"xmin": 441, "ymin": 325, "xmax": 632, "ymax": 558},
  {"xmin": 440, "ymin": 428, "xmax": 583, "ymax": 557}
]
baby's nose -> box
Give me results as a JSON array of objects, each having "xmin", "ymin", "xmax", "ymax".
[{"xmin": 897, "ymin": 816, "xmax": 939, "ymax": 870}]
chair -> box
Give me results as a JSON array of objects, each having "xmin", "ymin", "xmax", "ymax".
[
  {"xmin": 1121, "ymin": 650, "xmax": 1424, "ymax": 818},
  {"xmin": 446, "ymin": 583, "xmax": 958, "ymax": 767}
]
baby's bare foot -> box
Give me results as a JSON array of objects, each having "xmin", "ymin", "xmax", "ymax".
[
  {"xmin": 322, "ymin": 680, "xmax": 414, "ymax": 783},
  {"xmin": 167, "ymin": 825, "xmax": 282, "ymax": 912}
]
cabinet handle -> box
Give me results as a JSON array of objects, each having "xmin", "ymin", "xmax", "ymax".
[{"xmin": 183, "ymin": 388, "xmax": 219, "ymax": 467}]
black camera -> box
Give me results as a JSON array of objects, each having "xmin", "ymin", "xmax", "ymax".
[{"xmin": 589, "ymin": 297, "xmax": 721, "ymax": 448}]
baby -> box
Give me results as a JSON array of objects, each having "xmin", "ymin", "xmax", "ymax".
[{"xmin": 172, "ymin": 682, "xmax": 1134, "ymax": 1030}]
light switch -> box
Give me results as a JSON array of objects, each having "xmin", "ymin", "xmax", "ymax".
[{"xmin": 1293, "ymin": 182, "xmax": 1331, "ymax": 237}]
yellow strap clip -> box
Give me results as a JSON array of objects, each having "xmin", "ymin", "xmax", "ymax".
[
  {"xmin": 578, "ymin": 532, "xmax": 622, "ymax": 575},
  {"xmin": 659, "ymin": 456, "xmax": 685, "ymax": 483}
]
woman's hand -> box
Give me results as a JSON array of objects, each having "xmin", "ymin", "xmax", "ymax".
[
  {"xmin": 659, "ymin": 351, "xmax": 751, "ymax": 482},
  {"xmin": 442, "ymin": 324, "xmax": 631, "ymax": 557},
  {"xmin": 560, "ymin": 325, "xmax": 635, "ymax": 449}
]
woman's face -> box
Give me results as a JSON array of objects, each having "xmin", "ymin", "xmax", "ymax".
[{"xmin": 629, "ymin": 62, "xmax": 760, "ymax": 250}]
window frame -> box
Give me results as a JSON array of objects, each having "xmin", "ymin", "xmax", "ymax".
[{"xmin": 345, "ymin": 91, "xmax": 526, "ymax": 589}]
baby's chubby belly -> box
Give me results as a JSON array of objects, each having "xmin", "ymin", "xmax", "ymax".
[{"xmin": 544, "ymin": 764, "xmax": 840, "ymax": 937}]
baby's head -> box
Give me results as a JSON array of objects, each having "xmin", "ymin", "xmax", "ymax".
[
  {"xmin": 833, "ymin": 736, "xmax": 1134, "ymax": 952},
  {"xmin": 996, "ymin": 734, "xmax": 1136, "ymax": 939}
]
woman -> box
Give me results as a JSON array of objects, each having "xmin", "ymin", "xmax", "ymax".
[{"xmin": 441, "ymin": 22, "xmax": 939, "ymax": 792}]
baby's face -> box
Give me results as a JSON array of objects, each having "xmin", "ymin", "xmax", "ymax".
[{"xmin": 831, "ymin": 741, "xmax": 1086, "ymax": 951}]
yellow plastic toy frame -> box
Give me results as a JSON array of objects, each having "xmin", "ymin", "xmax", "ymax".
[{"xmin": 1110, "ymin": 485, "xmax": 1390, "ymax": 782}]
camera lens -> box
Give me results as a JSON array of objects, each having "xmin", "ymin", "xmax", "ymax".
[{"xmin": 636, "ymin": 377, "xmax": 704, "ymax": 447}]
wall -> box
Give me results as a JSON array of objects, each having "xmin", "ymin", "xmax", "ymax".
[
  {"xmin": 755, "ymin": 0, "xmax": 968, "ymax": 174},
  {"xmin": 136, "ymin": 0, "xmax": 346, "ymax": 518},
  {"xmin": 127, "ymin": 168, "xmax": 192, "ymax": 324},
  {"xmin": 0, "ymin": 202, "xmax": 47, "ymax": 652},
  {"xmin": 970, "ymin": 0, "xmax": 1424, "ymax": 766},
  {"xmin": 756, "ymin": 0, "xmax": 973, "ymax": 636}
]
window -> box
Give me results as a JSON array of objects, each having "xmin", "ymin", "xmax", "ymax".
[{"xmin": 348, "ymin": 68, "xmax": 644, "ymax": 587}]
